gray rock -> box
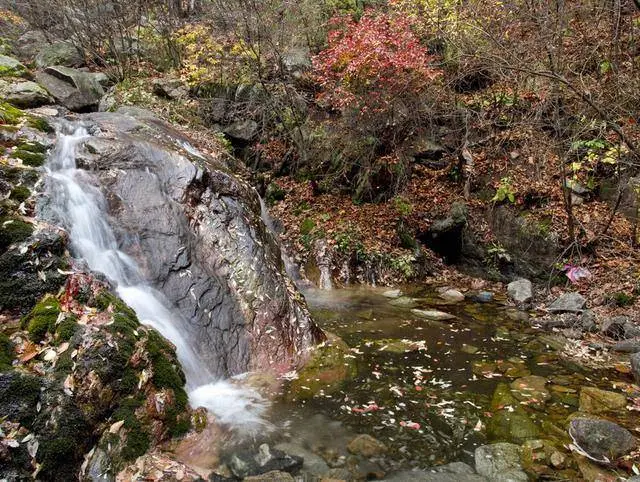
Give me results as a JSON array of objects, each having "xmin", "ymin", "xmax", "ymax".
[
  {"xmin": 152, "ymin": 77, "xmax": 189, "ymax": 100},
  {"xmin": 34, "ymin": 41, "xmax": 84, "ymax": 68},
  {"xmin": 569, "ymin": 418, "xmax": 636, "ymax": 462},
  {"xmin": 224, "ymin": 119, "xmax": 259, "ymax": 141},
  {"xmin": 3, "ymin": 81, "xmax": 53, "ymax": 108},
  {"xmin": 229, "ymin": 444, "xmax": 302, "ymax": 478},
  {"xmin": 16, "ymin": 31, "xmax": 48, "ymax": 59},
  {"xmin": 35, "ymin": 66, "xmax": 104, "ymax": 111},
  {"xmin": 98, "ymin": 87, "xmax": 116, "ymax": 112},
  {"xmin": 383, "ymin": 289, "xmax": 402, "ymax": 298},
  {"xmin": 468, "ymin": 291, "xmax": 494, "ymax": 303},
  {"xmin": 580, "ymin": 310, "xmax": 598, "ymax": 332},
  {"xmin": 632, "ymin": 352, "xmax": 640, "ymax": 384},
  {"xmin": 548, "ymin": 292, "xmax": 586, "ymax": 313},
  {"xmin": 411, "ymin": 309, "xmax": 456, "ymax": 321},
  {"xmin": 624, "ymin": 321, "xmax": 640, "ymax": 339},
  {"xmin": 507, "ymin": 279, "xmax": 533, "ymax": 303},
  {"xmin": 384, "ymin": 462, "xmax": 486, "ymax": 481},
  {"xmin": 274, "ymin": 443, "xmax": 329, "ymax": 476},
  {"xmin": 281, "ymin": 46, "xmax": 312, "ymax": 76},
  {"xmin": 612, "ymin": 339, "xmax": 640, "ymax": 353},
  {"xmin": 601, "ymin": 316, "xmax": 628, "ymax": 339},
  {"xmin": 439, "ymin": 288, "xmax": 465, "ymax": 303},
  {"xmin": 62, "ymin": 108, "xmax": 322, "ymax": 377},
  {"xmin": 474, "ymin": 443, "xmax": 528, "ymax": 482},
  {"xmin": 0, "ymin": 54, "xmax": 28, "ymax": 77}
]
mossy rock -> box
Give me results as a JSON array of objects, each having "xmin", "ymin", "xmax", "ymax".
[
  {"xmin": 55, "ymin": 315, "xmax": 78, "ymax": 342},
  {"xmin": 0, "ymin": 371, "xmax": 42, "ymax": 426},
  {"xmin": 0, "ymin": 332, "xmax": 14, "ymax": 370},
  {"xmin": 27, "ymin": 115, "xmax": 53, "ymax": 133},
  {"xmin": 487, "ymin": 383, "xmax": 541, "ymax": 442},
  {"xmin": 287, "ymin": 332, "xmax": 356, "ymax": 400},
  {"xmin": 0, "ymin": 101, "xmax": 23, "ymax": 125},
  {"xmin": 21, "ymin": 295, "xmax": 61, "ymax": 342},
  {"xmin": 9, "ymin": 185, "xmax": 30, "ymax": 203},
  {"xmin": 0, "ymin": 55, "xmax": 28, "ymax": 78},
  {"xmin": 11, "ymin": 148, "xmax": 46, "ymax": 167},
  {"xmin": 0, "ymin": 216, "xmax": 33, "ymax": 253}
]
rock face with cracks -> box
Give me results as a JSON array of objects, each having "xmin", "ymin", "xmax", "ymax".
[{"xmin": 43, "ymin": 107, "xmax": 323, "ymax": 378}]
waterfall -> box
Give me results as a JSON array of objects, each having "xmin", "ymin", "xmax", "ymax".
[{"xmin": 46, "ymin": 126, "xmax": 269, "ymax": 435}]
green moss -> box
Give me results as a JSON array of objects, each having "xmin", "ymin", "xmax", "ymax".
[
  {"xmin": 55, "ymin": 349, "xmax": 74, "ymax": 375},
  {"xmin": 300, "ymin": 217, "xmax": 315, "ymax": 235},
  {"xmin": 0, "ymin": 332, "xmax": 14, "ymax": 370},
  {"xmin": 112, "ymin": 395, "xmax": 151, "ymax": 461},
  {"xmin": 11, "ymin": 149, "xmax": 46, "ymax": 167},
  {"xmin": 55, "ymin": 315, "xmax": 78, "ymax": 342},
  {"xmin": 17, "ymin": 141, "xmax": 47, "ymax": 154},
  {"xmin": 22, "ymin": 295, "xmax": 61, "ymax": 342},
  {"xmin": 146, "ymin": 330, "xmax": 186, "ymax": 391},
  {"xmin": 27, "ymin": 116, "xmax": 53, "ymax": 133},
  {"xmin": 0, "ymin": 216, "xmax": 33, "ymax": 252},
  {"xmin": 9, "ymin": 186, "xmax": 30, "ymax": 203},
  {"xmin": 0, "ymin": 102, "xmax": 23, "ymax": 125},
  {"xmin": 0, "ymin": 372, "xmax": 41, "ymax": 425}
]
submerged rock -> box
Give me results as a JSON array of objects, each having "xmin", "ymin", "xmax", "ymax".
[
  {"xmin": 439, "ymin": 288, "xmax": 465, "ymax": 303},
  {"xmin": 510, "ymin": 375, "xmax": 550, "ymax": 409},
  {"xmin": 474, "ymin": 443, "xmax": 527, "ymax": 481},
  {"xmin": 386, "ymin": 462, "xmax": 487, "ymax": 481},
  {"xmin": 578, "ymin": 387, "xmax": 626, "ymax": 414},
  {"xmin": 347, "ymin": 434, "xmax": 387, "ymax": 457},
  {"xmin": 411, "ymin": 309, "xmax": 456, "ymax": 321},
  {"xmin": 568, "ymin": 418, "xmax": 636, "ymax": 462}
]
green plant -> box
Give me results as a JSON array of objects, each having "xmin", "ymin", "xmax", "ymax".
[
  {"xmin": 393, "ymin": 196, "xmax": 413, "ymax": 216},
  {"xmin": 492, "ymin": 177, "xmax": 515, "ymax": 203},
  {"xmin": 300, "ymin": 218, "xmax": 316, "ymax": 236}
]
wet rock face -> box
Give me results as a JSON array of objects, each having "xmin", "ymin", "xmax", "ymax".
[{"xmin": 60, "ymin": 108, "xmax": 322, "ymax": 377}]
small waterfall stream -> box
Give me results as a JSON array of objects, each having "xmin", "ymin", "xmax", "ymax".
[{"xmin": 47, "ymin": 126, "xmax": 269, "ymax": 435}]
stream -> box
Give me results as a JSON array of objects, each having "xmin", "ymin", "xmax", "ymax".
[{"xmin": 42, "ymin": 124, "xmax": 636, "ymax": 480}]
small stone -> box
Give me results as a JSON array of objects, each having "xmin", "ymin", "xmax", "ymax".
[
  {"xmin": 389, "ymin": 296, "xmax": 418, "ymax": 307},
  {"xmin": 549, "ymin": 451, "xmax": 566, "ymax": 469},
  {"xmin": 507, "ymin": 279, "xmax": 533, "ymax": 304},
  {"xmin": 579, "ymin": 387, "xmax": 626, "ymax": 414},
  {"xmin": 569, "ymin": 418, "xmax": 636, "ymax": 462},
  {"xmin": 152, "ymin": 77, "xmax": 189, "ymax": 100},
  {"xmin": 631, "ymin": 352, "xmax": 640, "ymax": 383},
  {"xmin": 548, "ymin": 292, "xmax": 586, "ymax": 313},
  {"xmin": 347, "ymin": 434, "xmax": 387, "ymax": 457},
  {"xmin": 411, "ymin": 309, "xmax": 456, "ymax": 321},
  {"xmin": 600, "ymin": 316, "xmax": 628, "ymax": 340},
  {"xmin": 469, "ymin": 291, "xmax": 494, "ymax": 303},
  {"xmin": 439, "ymin": 289, "xmax": 465, "ymax": 303},
  {"xmin": 612, "ymin": 339, "xmax": 640, "ymax": 353},
  {"xmin": 382, "ymin": 289, "xmax": 402, "ymax": 298}
]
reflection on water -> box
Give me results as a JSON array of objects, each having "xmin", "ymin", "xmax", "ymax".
[{"xmin": 269, "ymin": 285, "xmax": 619, "ymax": 471}]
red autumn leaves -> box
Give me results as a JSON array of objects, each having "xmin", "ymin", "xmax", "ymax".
[{"xmin": 312, "ymin": 12, "xmax": 441, "ymax": 116}]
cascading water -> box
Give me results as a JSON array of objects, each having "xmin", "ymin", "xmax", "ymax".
[{"xmin": 46, "ymin": 125, "xmax": 270, "ymax": 435}]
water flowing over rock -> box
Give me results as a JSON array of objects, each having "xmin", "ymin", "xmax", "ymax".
[{"xmin": 42, "ymin": 107, "xmax": 323, "ymax": 381}]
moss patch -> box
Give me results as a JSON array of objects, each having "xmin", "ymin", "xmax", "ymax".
[
  {"xmin": 112, "ymin": 396, "xmax": 151, "ymax": 461},
  {"xmin": 9, "ymin": 185, "xmax": 30, "ymax": 203},
  {"xmin": 0, "ymin": 332, "xmax": 14, "ymax": 370},
  {"xmin": 0, "ymin": 102, "xmax": 23, "ymax": 125},
  {"xmin": 0, "ymin": 216, "xmax": 33, "ymax": 252},
  {"xmin": 27, "ymin": 116, "xmax": 53, "ymax": 133},
  {"xmin": 55, "ymin": 315, "xmax": 78, "ymax": 342},
  {"xmin": 11, "ymin": 148, "xmax": 46, "ymax": 167},
  {"xmin": 22, "ymin": 295, "xmax": 61, "ymax": 342}
]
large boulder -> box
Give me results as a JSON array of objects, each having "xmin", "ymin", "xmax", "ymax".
[
  {"xmin": 3, "ymin": 81, "xmax": 53, "ymax": 108},
  {"xmin": 569, "ymin": 418, "xmax": 636, "ymax": 462},
  {"xmin": 35, "ymin": 66, "xmax": 104, "ymax": 111},
  {"xmin": 34, "ymin": 41, "xmax": 84, "ymax": 68},
  {"xmin": 0, "ymin": 54, "xmax": 28, "ymax": 78},
  {"xmin": 49, "ymin": 107, "xmax": 323, "ymax": 377}
]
